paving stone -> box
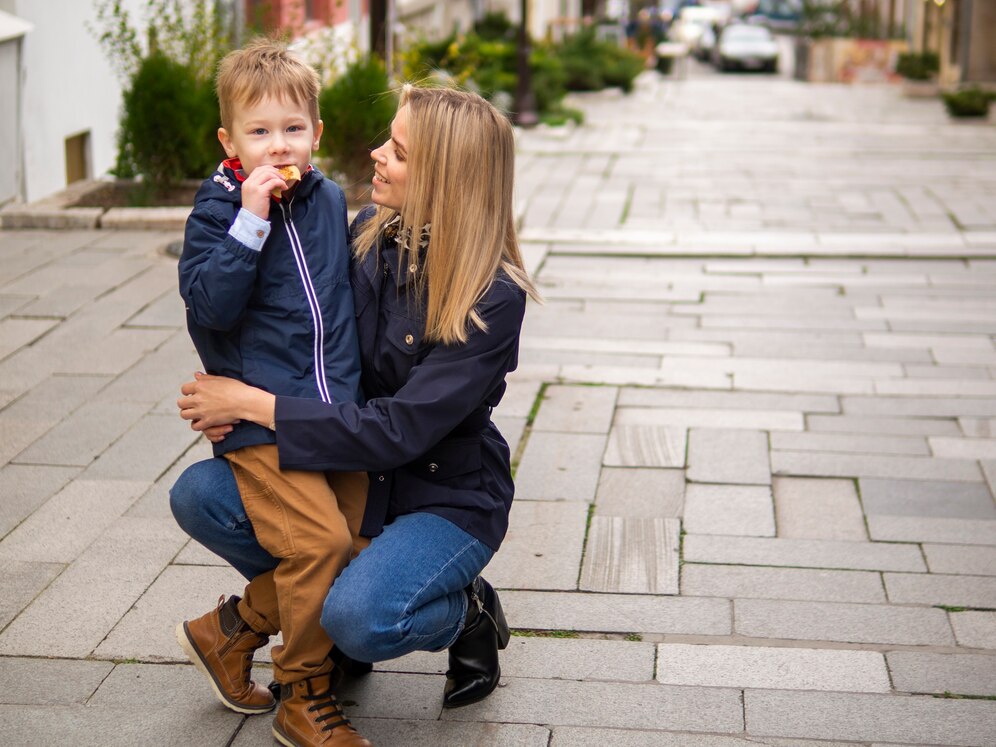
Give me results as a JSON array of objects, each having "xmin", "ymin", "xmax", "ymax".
[
  {"xmin": 0, "ymin": 318, "xmax": 58, "ymax": 361},
  {"xmin": 615, "ymin": 406, "xmax": 803, "ymax": 432},
  {"xmin": 806, "ymin": 414, "xmax": 962, "ymax": 437},
  {"xmin": 82, "ymin": 413, "xmax": 200, "ymax": 481},
  {"xmin": 330, "ymin": 671, "xmax": 445, "ymax": 720},
  {"xmin": 484, "ymin": 500, "xmax": 588, "ymax": 590},
  {"xmin": 550, "ymin": 729, "xmax": 858, "ymax": 747},
  {"xmin": 745, "ymin": 689, "xmax": 996, "ymax": 746},
  {"xmin": 772, "ymin": 451, "xmax": 982, "ymax": 482},
  {"xmin": 594, "ymin": 467, "xmax": 685, "ymax": 518},
  {"xmin": 503, "ymin": 590, "xmax": 730, "ymax": 636},
  {"xmin": 0, "ymin": 657, "xmax": 113, "ymax": 705},
  {"xmin": 93, "ymin": 563, "xmax": 254, "ymax": 663},
  {"xmin": 441, "ymin": 677, "xmax": 743, "ymax": 733},
  {"xmin": 531, "ymin": 384, "xmax": 618, "ymax": 434},
  {"xmin": 682, "ymin": 484, "xmax": 774, "ymax": 536},
  {"xmin": 0, "ymin": 479, "xmax": 148, "ymax": 563},
  {"xmin": 769, "ymin": 431, "xmax": 929, "ymax": 456},
  {"xmin": 513, "ymin": 431, "xmax": 607, "ymax": 501},
  {"xmin": 687, "ymin": 428, "xmax": 771, "ymax": 485},
  {"xmin": 383, "ymin": 636, "xmax": 656, "ymax": 682},
  {"xmin": 984, "ymin": 460, "xmax": 996, "ymax": 500},
  {"xmin": 579, "ymin": 516, "xmax": 680, "ymax": 594},
  {"xmin": 949, "ymin": 611, "xmax": 996, "ymax": 650},
  {"xmin": 93, "ymin": 329, "xmax": 201, "ymax": 406},
  {"xmin": 841, "ymin": 395, "xmax": 996, "ymax": 418},
  {"xmin": 859, "ymin": 478, "xmax": 996, "ymax": 519},
  {"xmin": 773, "ymin": 476, "xmax": 866, "ymax": 541},
  {"xmin": 959, "ymin": 418, "xmax": 996, "ymax": 437},
  {"xmin": 887, "ymin": 651, "xmax": 996, "ymax": 697},
  {"xmin": 683, "ymin": 534, "xmax": 925, "ymax": 572},
  {"xmin": 868, "ymin": 515, "xmax": 996, "ymax": 545},
  {"xmin": 681, "ymin": 564, "xmax": 885, "ymax": 604},
  {"xmin": 0, "ymin": 560, "xmax": 63, "ymax": 629},
  {"xmin": 884, "ymin": 573, "xmax": 996, "ymax": 608},
  {"xmin": 173, "ymin": 537, "xmax": 227, "ymax": 566},
  {"xmin": 657, "ymin": 643, "xmax": 889, "ymax": 693},
  {"xmin": 0, "ymin": 517, "xmax": 189, "ymax": 658},
  {"xmin": 0, "ymin": 463, "xmax": 79, "ymax": 538},
  {"xmin": 735, "ymin": 599, "xmax": 954, "ymax": 646},
  {"xmin": 12, "ymin": 400, "xmax": 150, "ymax": 467},
  {"xmin": 923, "ymin": 544, "xmax": 996, "ymax": 576},
  {"xmin": 930, "ymin": 437, "xmax": 996, "ymax": 460},
  {"xmin": 333, "ymin": 719, "xmax": 551, "ymax": 747},
  {"xmin": 0, "ymin": 703, "xmax": 242, "ymax": 747},
  {"xmin": 0, "ymin": 374, "xmax": 111, "ymax": 466},
  {"xmin": 617, "ymin": 388, "xmax": 839, "ymax": 413},
  {"xmin": 602, "ymin": 425, "xmax": 686, "ymax": 468},
  {"xmin": 126, "ymin": 439, "xmax": 214, "ymax": 519}
]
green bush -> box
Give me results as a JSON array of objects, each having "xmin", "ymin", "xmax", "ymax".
[
  {"xmin": 941, "ymin": 87, "xmax": 992, "ymax": 118},
  {"xmin": 557, "ymin": 28, "xmax": 644, "ymax": 93},
  {"xmin": 318, "ymin": 55, "xmax": 397, "ymax": 198},
  {"xmin": 474, "ymin": 11, "xmax": 516, "ymax": 41},
  {"xmin": 116, "ymin": 52, "xmax": 221, "ymax": 192},
  {"xmin": 896, "ymin": 51, "xmax": 939, "ymax": 81}
]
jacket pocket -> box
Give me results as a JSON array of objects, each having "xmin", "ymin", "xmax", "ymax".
[{"xmin": 408, "ymin": 437, "xmax": 482, "ymax": 486}]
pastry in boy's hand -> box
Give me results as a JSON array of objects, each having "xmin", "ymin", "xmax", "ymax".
[{"xmin": 271, "ymin": 165, "xmax": 301, "ymax": 198}]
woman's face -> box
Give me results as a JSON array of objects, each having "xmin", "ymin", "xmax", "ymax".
[{"xmin": 370, "ymin": 106, "xmax": 409, "ymax": 211}]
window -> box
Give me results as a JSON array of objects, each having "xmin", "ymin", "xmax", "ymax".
[{"xmin": 64, "ymin": 131, "xmax": 90, "ymax": 185}]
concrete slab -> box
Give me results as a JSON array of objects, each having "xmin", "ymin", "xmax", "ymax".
[
  {"xmin": 859, "ymin": 478, "xmax": 996, "ymax": 519},
  {"xmin": 579, "ymin": 516, "xmax": 680, "ymax": 594},
  {"xmin": 602, "ymin": 425, "xmax": 687, "ymax": 468},
  {"xmin": 513, "ymin": 431, "xmax": 607, "ymax": 502},
  {"xmin": 888, "ymin": 651, "xmax": 996, "ymax": 697},
  {"xmin": 923, "ymin": 544, "xmax": 996, "ymax": 576},
  {"xmin": 594, "ymin": 467, "xmax": 685, "ymax": 518},
  {"xmin": 884, "ymin": 573, "xmax": 996, "ymax": 608},
  {"xmin": 773, "ymin": 476, "xmax": 867, "ymax": 541},
  {"xmin": 657, "ymin": 643, "xmax": 890, "ymax": 692},
  {"xmin": 687, "ymin": 428, "xmax": 771, "ymax": 485},
  {"xmin": 735, "ymin": 599, "xmax": 954, "ymax": 646},
  {"xmin": 949, "ymin": 611, "xmax": 996, "ymax": 650},
  {"xmin": 682, "ymin": 484, "xmax": 775, "ymax": 536},
  {"xmin": 484, "ymin": 500, "xmax": 588, "ymax": 590},
  {"xmin": 531, "ymin": 384, "xmax": 619, "ymax": 434},
  {"xmin": 0, "ymin": 657, "xmax": 114, "ymax": 705},
  {"xmin": 680, "ymin": 564, "xmax": 886, "ymax": 604},
  {"xmin": 745, "ymin": 689, "xmax": 996, "ymax": 746}
]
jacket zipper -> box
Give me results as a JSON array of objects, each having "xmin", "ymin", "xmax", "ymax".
[{"xmin": 279, "ymin": 198, "xmax": 333, "ymax": 404}]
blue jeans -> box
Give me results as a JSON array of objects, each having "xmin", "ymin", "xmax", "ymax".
[{"xmin": 170, "ymin": 457, "xmax": 494, "ymax": 662}]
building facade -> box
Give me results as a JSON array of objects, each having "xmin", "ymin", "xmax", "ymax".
[{"xmin": 907, "ymin": 0, "xmax": 996, "ymax": 85}]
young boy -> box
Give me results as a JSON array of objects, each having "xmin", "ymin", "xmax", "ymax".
[{"xmin": 176, "ymin": 40, "xmax": 371, "ymax": 747}]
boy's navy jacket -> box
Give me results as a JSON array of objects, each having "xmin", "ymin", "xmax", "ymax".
[
  {"xmin": 273, "ymin": 207, "xmax": 527, "ymax": 551},
  {"xmin": 179, "ymin": 161, "xmax": 362, "ymax": 457}
]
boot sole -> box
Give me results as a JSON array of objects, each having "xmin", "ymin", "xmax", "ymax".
[
  {"xmin": 272, "ymin": 722, "xmax": 298, "ymax": 747},
  {"xmin": 175, "ymin": 622, "xmax": 275, "ymax": 715}
]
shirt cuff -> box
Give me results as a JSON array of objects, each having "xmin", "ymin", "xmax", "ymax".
[{"xmin": 228, "ymin": 208, "xmax": 271, "ymax": 251}]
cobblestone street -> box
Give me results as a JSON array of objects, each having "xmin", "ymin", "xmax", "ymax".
[{"xmin": 2, "ymin": 63, "xmax": 996, "ymax": 745}]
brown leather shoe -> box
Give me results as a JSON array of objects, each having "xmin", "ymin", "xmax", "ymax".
[
  {"xmin": 176, "ymin": 595, "xmax": 275, "ymax": 714},
  {"xmin": 273, "ymin": 672, "xmax": 372, "ymax": 746}
]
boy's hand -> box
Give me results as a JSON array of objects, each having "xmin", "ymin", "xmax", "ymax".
[{"xmin": 241, "ymin": 166, "xmax": 288, "ymax": 219}]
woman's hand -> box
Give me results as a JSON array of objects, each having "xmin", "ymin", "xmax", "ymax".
[{"xmin": 177, "ymin": 372, "xmax": 276, "ymax": 433}]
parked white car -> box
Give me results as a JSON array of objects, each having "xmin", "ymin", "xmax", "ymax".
[{"xmin": 713, "ymin": 23, "xmax": 780, "ymax": 72}]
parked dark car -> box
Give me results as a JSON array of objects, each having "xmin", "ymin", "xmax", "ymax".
[{"xmin": 713, "ymin": 23, "xmax": 779, "ymax": 72}]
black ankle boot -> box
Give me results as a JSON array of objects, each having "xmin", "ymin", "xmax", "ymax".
[{"xmin": 442, "ymin": 577, "xmax": 510, "ymax": 708}]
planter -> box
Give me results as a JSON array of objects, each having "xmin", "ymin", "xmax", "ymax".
[{"xmin": 901, "ymin": 79, "xmax": 940, "ymax": 98}]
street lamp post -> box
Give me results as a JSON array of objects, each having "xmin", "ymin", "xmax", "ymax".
[{"xmin": 514, "ymin": 0, "xmax": 539, "ymax": 127}]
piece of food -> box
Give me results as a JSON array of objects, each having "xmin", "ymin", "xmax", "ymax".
[{"xmin": 271, "ymin": 165, "xmax": 301, "ymax": 198}]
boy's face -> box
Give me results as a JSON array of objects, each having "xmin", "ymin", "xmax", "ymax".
[{"xmin": 218, "ymin": 94, "xmax": 322, "ymax": 178}]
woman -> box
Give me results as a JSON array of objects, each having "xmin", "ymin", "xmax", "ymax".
[{"xmin": 171, "ymin": 84, "xmax": 539, "ymax": 739}]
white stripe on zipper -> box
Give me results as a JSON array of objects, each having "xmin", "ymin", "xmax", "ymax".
[{"xmin": 280, "ymin": 200, "xmax": 332, "ymax": 404}]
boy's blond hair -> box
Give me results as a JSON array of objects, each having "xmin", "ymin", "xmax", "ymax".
[{"xmin": 216, "ymin": 38, "xmax": 320, "ymax": 130}]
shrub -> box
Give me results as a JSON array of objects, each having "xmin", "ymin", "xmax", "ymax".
[
  {"xmin": 318, "ymin": 55, "xmax": 397, "ymax": 199},
  {"xmin": 474, "ymin": 11, "xmax": 516, "ymax": 41},
  {"xmin": 117, "ymin": 52, "xmax": 221, "ymax": 191},
  {"xmin": 941, "ymin": 87, "xmax": 992, "ymax": 118},
  {"xmin": 557, "ymin": 28, "xmax": 644, "ymax": 93},
  {"xmin": 896, "ymin": 51, "xmax": 939, "ymax": 81}
]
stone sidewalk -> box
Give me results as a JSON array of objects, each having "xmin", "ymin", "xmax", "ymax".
[{"xmin": 2, "ymin": 69, "xmax": 996, "ymax": 746}]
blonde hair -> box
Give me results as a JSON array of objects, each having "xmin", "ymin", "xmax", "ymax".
[
  {"xmin": 354, "ymin": 85, "xmax": 540, "ymax": 345},
  {"xmin": 216, "ymin": 38, "xmax": 320, "ymax": 130}
]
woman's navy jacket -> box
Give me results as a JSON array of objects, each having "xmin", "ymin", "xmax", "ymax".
[
  {"xmin": 179, "ymin": 162, "xmax": 363, "ymax": 457},
  {"xmin": 274, "ymin": 209, "xmax": 527, "ymax": 551}
]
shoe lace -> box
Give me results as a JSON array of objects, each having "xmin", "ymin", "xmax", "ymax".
[{"xmin": 305, "ymin": 687, "xmax": 351, "ymax": 733}]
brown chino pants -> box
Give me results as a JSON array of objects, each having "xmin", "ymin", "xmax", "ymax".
[{"xmin": 224, "ymin": 444, "xmax": 369, "ymax": 684}]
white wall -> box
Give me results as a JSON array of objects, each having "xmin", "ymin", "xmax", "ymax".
[
  {"xmin": 0, "ymin": 39, "xmax": 19, "ymax": 204},
  {"xmin": 13, "ymin": 0, "xmax": 144, "ymax": 203}
]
